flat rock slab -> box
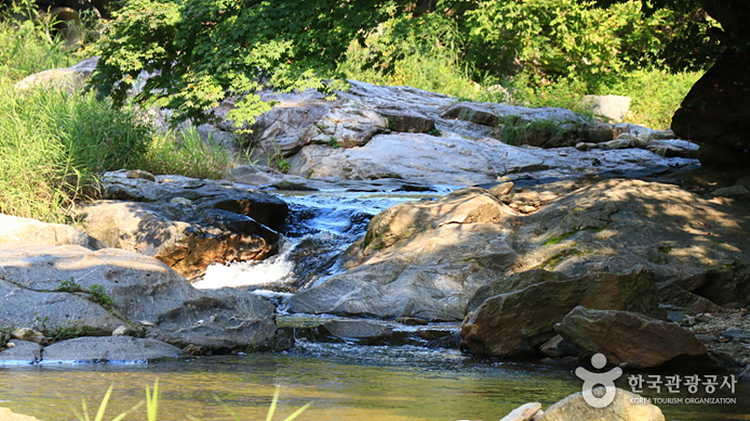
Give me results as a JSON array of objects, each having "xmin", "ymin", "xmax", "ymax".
[
  {"xmin": 0, "ymin": 214, "xmax": 102, "ymax": 250},
  {"xmin": 0, "ymin": 243, "xmax": 278, "ymax": 353},
  {"xmin": 41, "ymin": 336, "xmax": 187, "ymax": 363},
  {"xmin": 0, "ymin": 340, "xmax": 42, "ymax": 364}
]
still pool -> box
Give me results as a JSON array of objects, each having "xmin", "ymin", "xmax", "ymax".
[{"xmin": 1, "ymin": 343, "xmax": 748, "ymax": 421}]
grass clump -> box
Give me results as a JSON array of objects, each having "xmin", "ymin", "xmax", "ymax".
[
  {"xmin": 131, "ymin": 126, "xmax": 233, "ymax": 180},
  {"xmin": 0, "ymin": 85, "xmax": 150, "ymax": 222},
  {"xmin": 0, "ymin": 6, "xmax": 236, "ymax": 222}
]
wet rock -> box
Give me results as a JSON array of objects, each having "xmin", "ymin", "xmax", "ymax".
[
  {"xmin": 287, "ymin": 188, "xmax": 519, "ymax": 321},
  {"xmin": 318, "ymin": 319, "xmax": 394, "ymax": 342},
  {"xmin": 290, "ymin": 177, "xmax": 750, "ymax": 326},
  {"xmin": 555, "ymin": 306, "xmax": 708, "ymax": 368},
  {"xmin": 42, "ymin": 336, "xmax": 187, "ymax": 362},
  {"xmin": 460, "ymin": 270, "xmax": 662, "ymax": 358},
  {"xmin": 0, "ymin": 244, "xmax": 278, "ymax": 353},
  {"xmin": 0, "ymin": 340, "xmax": 42, "ymax": 364},
  {"xmin": 542, "ymin": 388, "xmax": 664, "ymax": 421},
  {"xmin": 0, "ymin": 214, "xmax": 103, "ymax": 250}
]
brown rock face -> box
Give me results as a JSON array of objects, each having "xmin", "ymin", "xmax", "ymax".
[
  {"xmin": 460, "ymin": 270, "xmax": 662, "ymax": 358},
  {"xmin": 555, "ymin": 306, "xmax": 708, "ymax": 369}
]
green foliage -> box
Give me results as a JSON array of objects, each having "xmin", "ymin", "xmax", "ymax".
[
  {"xmin": 599, "ymin": 69, "xmax": 701, "ymax": 129},
  {"xmin": 0, "ymin": 3, "xmax": 76, "ymax": 84},
  {"xmin": 0, "ymin": 83, "xmax": 151, "ymax": 222},
  {"xmin": 55, "ymin": 278, "xmax": 85, "ymax": 293},
  {"xmin": 87, "ymin": 284, "xmax": 113, "ymax": 310},
  {"xmin": 90, "ymin": 0, "xmax": 396, "ymax": 127},
  {"xmin": 145, "ymin": 380, "xmax": 159, "ymax": 421},
  {"xmin": 132, "ymin": 126, "xmax": 233, "ymax": 179}
]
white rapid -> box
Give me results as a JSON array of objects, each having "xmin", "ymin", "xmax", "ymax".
[{"xmin": 193, "ymin": 190, "xmax": 443, "ymax": 291}]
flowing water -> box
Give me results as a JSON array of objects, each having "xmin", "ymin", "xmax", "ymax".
[
  {"xmin": 1, "ymin": 344, "xmax": 748, "ymax": 421},
  {"xmin": 3, "ymin": 189, "xmax": 749, "ymax": 420}
]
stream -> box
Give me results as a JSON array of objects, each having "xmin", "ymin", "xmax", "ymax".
[{"xmin": 2, "ymin": 184, "xmax": 749, "ymax": 421}]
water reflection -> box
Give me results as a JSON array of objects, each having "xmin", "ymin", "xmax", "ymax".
[{"xmin": 1, "ymin": 345, "xmax": 747, "ymax": 421}]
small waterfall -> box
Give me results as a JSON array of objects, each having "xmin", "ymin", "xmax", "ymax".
[{"xmin": 195, "ymin": 190, "xmax": 441, "ymax": 291}]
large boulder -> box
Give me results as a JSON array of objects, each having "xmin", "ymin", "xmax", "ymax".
[
  {"xmin": 77, "ymin": 171, "xmax": 288, "ymax": 279},
  {"xmin": 78, "ymin": 200, "xmax": 277, "ymax": 280},
  {"xmin": 555, "ymin": 306, "xmax": 708, "ymax": 369},
  {"xmin": 460, "ymin": 270, "xmax": 662, "ymax": 358},
  {"xmin": 441, "ymin": 101, "xmax": 613, "ymax": 147},
  {"xmin": 287, "ymin": 134, "xmax": 547, "ymax": 185},
  {"xmin": 41, "ymin": 336, "xmax": 187, "ymax": 362},
  {"xmin": 0, "ymin": 243, "xmax": 278, "ymax": 354},
  {"xmin": 286, "ymin": 188, "xmax": 519, "ymax": 321}
]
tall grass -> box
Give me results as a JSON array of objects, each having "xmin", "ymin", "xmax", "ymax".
[
  {"xmin": 0, "ymin": 6, "xmax": 236, "ymax": 222},
  {"xmin": 0, "ymin": 9, "xmax": 76, "ymax": 84},
  {"xmin": 63, "ymin": 381, "xmax": 311, "ymax": 421},
  {"xmin": 131, "ymin": 126, "xmax": 234, "ymax": 180},
  {"xmin": 0, "ymin": 84, "xmax": 151, "ymax": 222}
]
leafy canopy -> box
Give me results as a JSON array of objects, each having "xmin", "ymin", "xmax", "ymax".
[
  {"xmin": 91, "ymin": 0, "xmax": 720, "ymax": 127},
  {"xmin": 91, "ymin": 0, "xmax": 397, "ymax": 126}
]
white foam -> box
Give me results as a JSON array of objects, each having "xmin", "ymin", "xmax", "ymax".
[{"xmin": 193, "ymin": 240, "xmax": 296, "ymax": 289}]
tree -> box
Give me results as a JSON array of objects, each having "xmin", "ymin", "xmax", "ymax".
[
  {"xmin": 91, "ymin": 0, "xmax": 400, "ymax": 127},
  {"xmin": 91, "ymin": 0, "xmax": 723, "ymax": 128}
]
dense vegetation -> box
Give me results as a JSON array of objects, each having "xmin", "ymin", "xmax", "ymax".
[
  {"xmin": 0, "ymin": 2, "xmax": 232, "ymax": 223},
  {"xmin": 91, "ymin": 0, "xmax": 716, "ymax": 129},
  {"xmin": 0, "ymin": 0, "xmax": 721, "ymax": 222}
]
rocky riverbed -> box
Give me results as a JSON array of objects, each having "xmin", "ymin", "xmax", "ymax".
[{"xmin": 3, "ymin": 59, "xmax": 750, "ymax": 389}]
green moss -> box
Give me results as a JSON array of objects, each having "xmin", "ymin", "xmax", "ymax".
[
  {"xmin": 545, "ymin": 231, "xmax": 577, "ymax": 245},
  {"xmin": 657, "ymin": 246, "xmax": 672, "ymax": 254},
  {"xmin": 541, "ymin": 247, "xmax": 583, "ymax": 270}
]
